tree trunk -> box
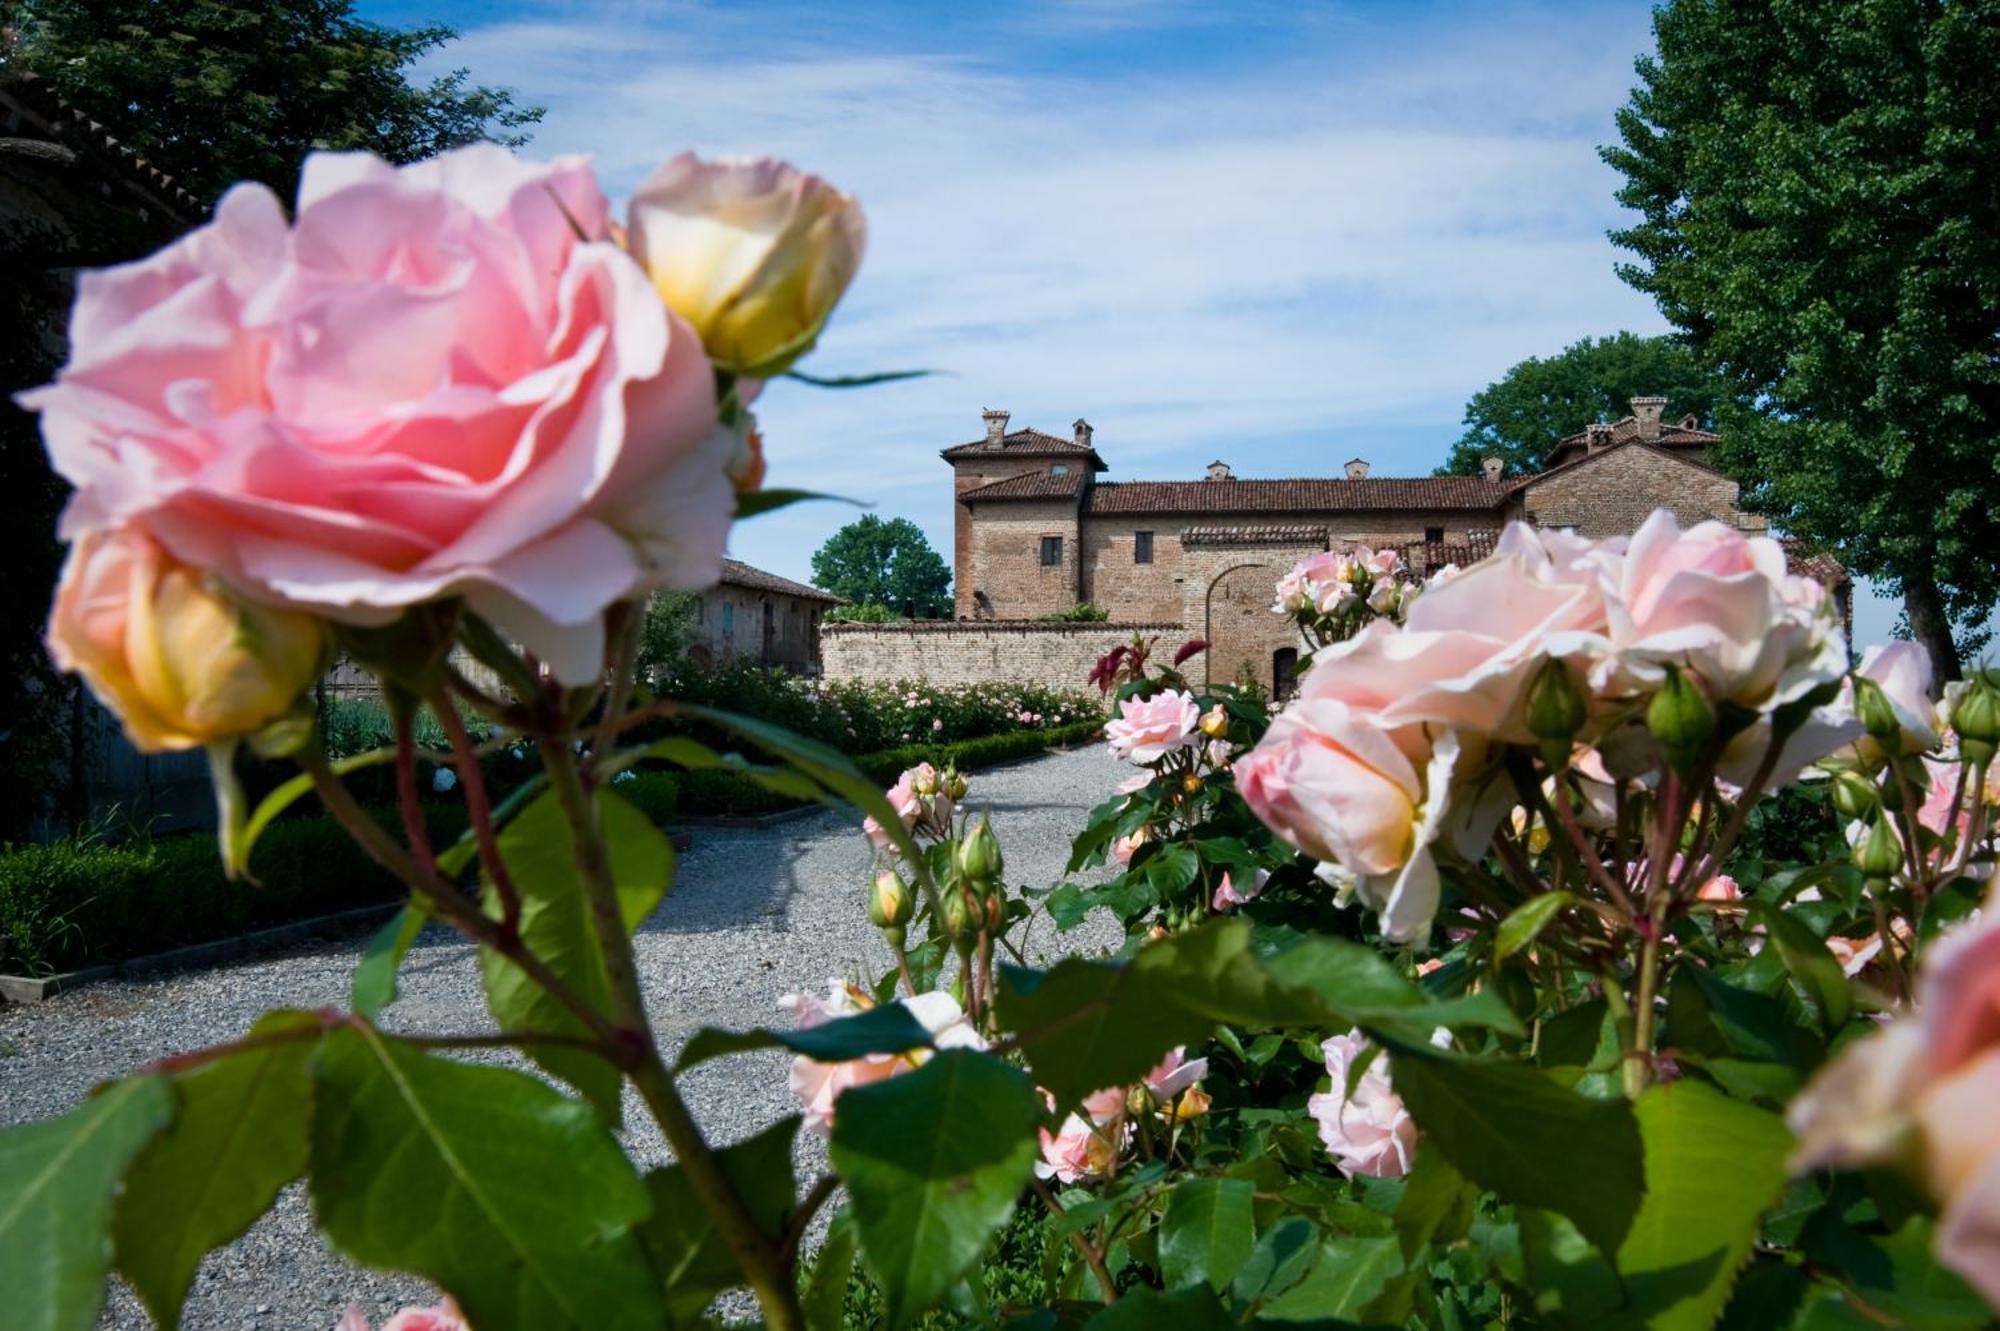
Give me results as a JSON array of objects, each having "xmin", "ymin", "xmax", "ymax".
[{"xmin": 1903, "ymin": 570, "xmax": 1961, "ymax": 692}]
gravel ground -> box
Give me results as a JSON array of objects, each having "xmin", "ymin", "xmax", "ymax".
[{"xmin": 0, "ymin": 744, "xmax": 1128, "ymax": 1331}]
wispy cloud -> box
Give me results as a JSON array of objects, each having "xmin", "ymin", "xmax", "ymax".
[{"xmin": 389, "ymin": 3, "xmax": 1882, "ymax": 643}]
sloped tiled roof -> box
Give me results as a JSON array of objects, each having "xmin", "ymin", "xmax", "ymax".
[
  {"xmin": 941, "ymin": 428, "xmax": 1108, "ymax": 470},
  {"xmin": 1779, "ymin": 541, "xmax": 1849, "ymax": 589},
  {"xmin": 718, "ymin": 559, "xmax": 844, "ymax": 603},
  {"xmin": 1510, "ymin": 438, "xmax": 1730, "ymax": 497},
  {"xmin": 958, "ymin": 471, "xmax": 1087, "ymax": 503},
  {"xmin": 1084, "ymin": 477, "xmax": 1511, "ymax": 515},
  {"xmin": 1546, "ymin": 417, "xmax": 1720, "ymax": 467}
]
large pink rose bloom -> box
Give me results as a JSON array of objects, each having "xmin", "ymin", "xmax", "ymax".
[
  {"xmin": 779, "ymin": 983, "xmax": 979, "ymax": 1134},
  {"xmin": 1593, "ymin": 511, "xmax": 1845, "ymax": 710},
  {"xmin": 1105, "ymin": 689, "xmax": 1200, "ymax": 764},
  {"xmin": 1790, "ymin": 914, "xmax": 2000, "ymax": 1305},
  {"xmin": 23, "ymin": 146, "xmax": 731, "ymax": 683},
  {"xmin": 1307, "ymin": 1031, "xmax": 1418, "ymax": 1178}
]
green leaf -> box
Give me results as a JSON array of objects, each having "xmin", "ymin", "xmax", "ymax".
[
  {"xmin": 1392, "ymin": 1146, "xmax": 1475, "ymax": 1263},
  {"xmin": 785, "ymin": 367, "xmax": 937, "ymax": 388},
  {"xmin": 1160, "ymin": 1177, "xmax": 1255, "ymax": 1292},
  {"xmin": 0, "ymin": 1076, "xmax": 173, "ymax": 1331},
  {"xmin": 1747, "ymin": 902, "xmax": 1854, "ymax": 1032},
  {"xmin": 242, "ymin": 747, "xmax": 393, "ymax": 863},
  {"xmin": 352, "ymin": 905, "xmax": 427, "ymax": 1022},
  {"xmin": 1233, "ymin": 1215, "xmax": 1321, "ymax": 1305},
  {"xmin": 1520, "ymin": 1208, "xmax": 1625, "ymax": 1324},
  {"xmin": 676, "ymin": 1002, "xmax": 936, "ymax": 1072},
  {"xmin": 479, "ymin": 787, "xmax": 672, "ymax": 1121},
  {"xmin": 735, "ymin": 487, "xmax": 862, "ymax": 519},
  {"xmin": 640, "ymin": 1116, "xmax": 799, "ymax": 1322},
  {"xmin": 1615, "ymin": 1078, "xmax": 1793, "ymax": 1329},
  {"xmin": 997, "ymin": 922, "xmax": 1520, "ymax": 1115},
  {"xmin": 803, "ymin": 1212, "xmax": 859, "ymax": 1331},
  {"xmin": 828, "ymin": 1050, "xmax": 1041, "ymax": 1328},
  {"xmin": 1259, "ymin": 1235, "xmax": 1403, "ymax": 1323},
  {"xmin": 309, "ymin": 1025, "xmax": 661, "ymax": 1330},
  {"xmin": 1495, "ymin": 892, "xmax": 1576, "ymax": 962},
  {"xmin": 1082, "ymin": 1286, "xmax": 1236, "ymax": 1330},
  {"xmin": 1388, "ymin": 1043, "xmax": 1645, "ymax": 1254},
  {"xmin": 113, "ymin": 1013, "xmax": 319, "ymax": 1327}
]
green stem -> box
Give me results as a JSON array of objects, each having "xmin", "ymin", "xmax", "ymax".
[
  {"xmin": 1625, "ymin": 906, "xmax": 1665, "ymax": 1100},
  {"xmin": 537, "ymin": 734, "xmax": 803, "ymax": 1331}
]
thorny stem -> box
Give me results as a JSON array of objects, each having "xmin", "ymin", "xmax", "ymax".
[
  {"xmin": 432, "ymin": 687, "xmax": 522, "ymax": 936},
  {"xmin": 1030, "ymin": 1177, "xmax": 1118, "ymax": 1306},
  {"xmin": 537, "ymin": 732, "xmax": 804, "ymax": 1331},
  {"xmin": 590, "ymin": 601, "xmax": 645, "ymax": 772},
  {"xmin": 1543, "ymin": 774, "xmax": 1636, "ymax": 915},
  {"xmin": 779, "ymin": 1174, "xmax": 841, "ymax": 1266},
  {"xmin": 392, "ymin": 705, "xmax": 438, "ymax": 878},
  {"xmin": 1626, "ymin": 901, "xmax": 1667, "ymax": 1100},
  {"xmin": 298, "ymin": 749, "xmax": 624, "ymax": 1052}
]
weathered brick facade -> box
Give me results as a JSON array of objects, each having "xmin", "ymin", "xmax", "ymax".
[
  {"xmin": 823, "ymin": 399, "xmax": 1842, "ymax": 694},
  {"xmin": 688, "ymin": 560, "xmax": 842, "ymax": 674}
]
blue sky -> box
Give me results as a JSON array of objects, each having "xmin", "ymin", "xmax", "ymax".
[{"xmin": 369, "ymin": 0, "xmax": 1920, "ymax": 645}]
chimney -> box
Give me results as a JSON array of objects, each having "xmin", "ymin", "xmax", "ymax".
[
  {"xmin": 1481, "ymin": 456, "xmax": 1505, "ymax": 482},
  {"xmin": 1205, "ymin": 460, "xmax": 1233, "ymax": 481},
  {"xmin": 1586, "ymin": 423, "xmax": 1614, "ymax": 453},
  {"xmin": 1073, "ymin": 418, "xmax": 1093, "ymax": 448},
  {"xmin": 981, "ymin": 408, "xmax": 1010, "ymax": 444},
  {"xmin": 1630, "ymin": 395, "xmax": 1667, "ymax": 442},
  {"xmin": 1344, "ymin": 457, "xmax": 1370, "ymax": 480}
]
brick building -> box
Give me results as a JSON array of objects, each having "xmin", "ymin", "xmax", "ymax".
[
  {"xmin": 920, "ymin": 396, "xmax": 1846, "ymax": 694},
  {"xmin": 687, "ymin": 560, "xmax": 843, "ymax": 674}
]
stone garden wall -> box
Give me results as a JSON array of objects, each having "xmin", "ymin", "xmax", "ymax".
[{"xmin": 821, "ymin": 621, "xmax": 1179, "ymax": 689}]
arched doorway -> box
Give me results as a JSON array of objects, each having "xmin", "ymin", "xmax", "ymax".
[
  {"xmin": 1273, "ymin": 647, "xmax": 1299, "ymax": 700},
  {"xmin": 1204, "ymin": 563, "xmax": 1297, "ymax": 692}
]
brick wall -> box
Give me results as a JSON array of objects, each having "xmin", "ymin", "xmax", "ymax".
[
  {"xmin": 964, "ymin": 498, "xmax": 1085, "ymax": 620},
  {"xmin": 688, "ymin": 587, "xmax": 826, "ymax": 672},
  {"xmin": 952, "ymin": 459, "xmax": 1077, "ymax": 618},
  {"xmin": 822, "ymin": 620, "xmax": 1179, "ymax": 690},
  {"xmin": 1513, "ymin": 445, "xmax": 1757, "ymax": 538}
]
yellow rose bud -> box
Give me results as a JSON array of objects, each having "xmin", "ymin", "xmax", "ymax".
[
  {"xmin": 626, "ymin": 153, "xmax": 866, "ymax": 378},
  {"xmin": 1198, "ymin": 703, "xmax": 1229, "ymax": 739},
  {"xmin": 47, "ymin": 530, "xmax": 326, "ymax": 753}
]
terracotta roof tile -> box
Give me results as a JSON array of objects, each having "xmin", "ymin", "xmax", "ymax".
[
  {"xmin": 941, "ymin": 428, "xmax": 1107, "ymax": 469},
  {"xmin": 1181, "ymin": 524, "xmax": 1329, "ymax": 546},
  {"xmin": 718, "ymin": 559, "xmax": 844, "ymax": 602},
  {"xmin": 958, "ymin": 471, "xmax": 1087, "ymax": 502},
  {"xmin": 1084, "ymin": 477, "xmax": 1510, "ymax": 514}
]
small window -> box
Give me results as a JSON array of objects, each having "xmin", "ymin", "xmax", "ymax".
[
  {"xmin": 1134, "ymin": 530, "xmax": 1154, "ymax": 564},
  {"xmin": 1050, "ymin": 463, "xmax": 1070, "ymax": 476},
  {"xmin": 1424, "ymin": 526, "xmax": 1445, "ymax": 544},
  {"xmin": 721, "ymin": 602, "xmax": 735, "ymax": 633},
  {"xmin": 694, "ymin": 596, "xmax": 706, "ymax": 624},
  {"xmin": 1039, "ymin": 536, "xmax": 1063, "ymax": 567}
]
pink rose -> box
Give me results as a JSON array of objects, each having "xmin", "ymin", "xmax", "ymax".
[
  {"xmin": 337, "ymin": 1304, "xmax": 465, "ymax": 1331},
  {"xmin": 1035, "ymin": 1086, "xmax": 1128, "ymax": 1182},
  {"xmin": 1307, "ymin": 1031, "xmax": 1418, "ymax": 1178},
  {"xmin": 1790, "ymin": 915, "xmax": 2000, "ymax": 1303},
  {"xmin": 1695, "ymin": 872, "xmax": 1742, "ymax": 903},
  {"xmin": 1211, "ymin": 869, "xmax": 1268, "ymax": 912},
  {"xmin": 1111, "ymin": 827, "xmax": 1150, "ymax": 865},
  {"xmin": 24, "ymin": 146, "xmax": 730, "ymax": 683},
  {"xmin": 1594, "ymin": 511, "xmax": 1845, "ymax": 710},
  {"xmin": 1104, "ymin": 689, "xmax": 1200, "ymax": 764},
  {"xmin": 780, "ymin": 984, "xmax": 978, "ymax": 1134}
]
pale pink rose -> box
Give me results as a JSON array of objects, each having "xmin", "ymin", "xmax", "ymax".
[
  {"xmin": 1696, "ymin": 873, "xmax": 1742, "ymax": 903},
  {"xmin": 1308, "ymin": 1031, "xmax": 1418, "ymax": 1178},
  {"xmin": 1111, "ymin": 827, "xmax": 1150, "ymax": 865},
  {"xmin": 1144, "ymin": 1048, "xmax": 1209, "ymax": 1100},
  {"xmin": 1852, "ymin": 641, "xmax": 1941, "ymax": 755},
  {"xmin": 1359, "ymin": 546, "xmax": 1403, "ymax": 577},
  {"xmin": 780, "ymin": 985, "xmax": 979, "ymax": 1134},
  {"xmin": 336, "ymin": 1304, "xmax": 466, "ymax": 1331},
  {"xmin": 863, "ymin": 764, "xmax": 952, "ymax": 850},
  {"xmin": 1211, "ymin": 869, "xmax": 1268, "ymax": 912},
  {"xmin": 23, "ymin": 146, "xmax": 732, "ymax": 683},
  {"xmin": 1035, "ymin": 1086, "xmax": 1129, "ymax": 1182},
  {"xmin": 1104, "ymin": 689, "xmax": 1200, "ymax": 764},
  {"xmin": 1594, "ymin": 511, "xmax": 1846, "ymax": 711},
  {"xmin": 932, "ymin": 717, "xmax": 944, "ymax": 732},
  {"xmin": 1113, "ymin": 772, "xmax": 1152, "ymax": 796},
  {"xmin": 1236, "ymin": 696, "xmax": 1421, "ymax": 877},
  {"xmin": 1790, "ymin": 915, "xmax": 2000, "ymax": 1304}
]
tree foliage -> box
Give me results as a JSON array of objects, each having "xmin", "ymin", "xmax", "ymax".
[
  {"xmin": 1603, "ymin": 0, "xmax": 2000, "ymax": 673},
  {"xmin": 811, "ymin": 515, "xmax": 953, "ymax": 619},
  {"xmin": 8, "ymin": 0, "xmax": 543, "ymax": 205},
  {"xmin": 1437, "ymin": 332, "xmax": 1737, "ymax": 477}
]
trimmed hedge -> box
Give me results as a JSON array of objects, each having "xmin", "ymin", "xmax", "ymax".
[{"xmin": 0, "ymin": 804, "xmax": 467, "ymax": 977}]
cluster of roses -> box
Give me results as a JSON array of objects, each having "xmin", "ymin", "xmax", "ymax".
[
  {"xmin": 1272, "ymin": 544, "xmax": 1426, "ymax": 650},
  {"xmin": 27, "ymin": 141, "xmax": 863, "ymax": 820},
  {"xmin": 1235, "ymin": 511, "xmax": 1857, "ymax": 944}
]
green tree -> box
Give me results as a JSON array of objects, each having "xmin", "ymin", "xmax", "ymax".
[
  {"xmin": 811, "ymin": 516, "xmax": 952, "ymax": 619},
  {"xmin": 8, "ymin": 0, "xmax": 542, "ymax": 205},
  {"xmin": 1603, "ymin": 0, "xmax": 2000, "ymax": 676},
  {"xmin": 1437, "ymin": 332, "xmax": 1736, "ymax": 477}
]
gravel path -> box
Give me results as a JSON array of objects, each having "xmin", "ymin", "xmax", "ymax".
[{"xmin": 0, "ymin": 744, "xmax": 1128, "ymax": 1331}]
